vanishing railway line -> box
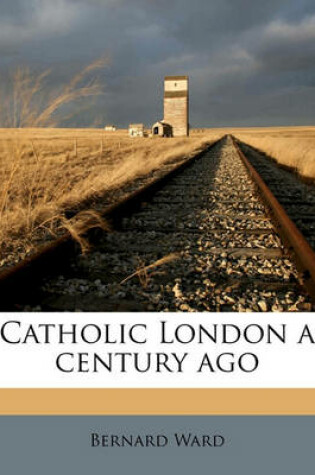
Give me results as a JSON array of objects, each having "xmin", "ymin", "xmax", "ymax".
[{"xmin": 1, "ymin": 135, "xmax": 315, "ymax": 312}]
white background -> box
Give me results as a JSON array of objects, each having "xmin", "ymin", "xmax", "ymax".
[{"xmin": 0, "ymin": 313, "xmax": 314, "ymax": 388}]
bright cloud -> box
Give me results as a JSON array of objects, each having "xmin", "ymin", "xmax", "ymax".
[
  {"xmin": 0, "ymin": 0, "xmax": 84, "ymax": 44},
  {"xmin": 265, "ymin": 15, "xmax": 315, "ymax": 42}
]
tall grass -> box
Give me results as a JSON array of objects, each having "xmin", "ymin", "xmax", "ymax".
[
  {"xmin": 0, "ymin": 59, "xmax": 112, "ymax": 264},
  {"xmin": 1, "ymin": 58, "xmax": 107, "ymax": 128},
  {"xmin": 234, "ymin": 128, "xmax": 315, "ymax": 179},
  {"xmin": 0, "ymin": 61, "xmax": 225, "ymax": 267},
  {"xmin": 0, "ymin": 126, "xmax": 220, "ymax": 265}
]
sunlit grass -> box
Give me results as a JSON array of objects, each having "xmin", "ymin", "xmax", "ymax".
[
  {"xmin": 0, "ymin": 127, "xmax": 221, "ymax": 263},
  {"xmin": 233, "ymin": 127, "xmax": 315, "ymax": 179}
]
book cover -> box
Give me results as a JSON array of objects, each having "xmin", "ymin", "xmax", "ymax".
[{"xmin": 1, "ymin": 1, "xmax": 315, "ymax": 474}]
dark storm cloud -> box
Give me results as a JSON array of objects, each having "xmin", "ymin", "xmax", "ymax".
[
  {"xmin": 251, "ymin": 15, "xmax": 315, "ymax": 72},
  {"xmin": 0, "ymin": 0, "xmax": 315, "ymax": 126}
]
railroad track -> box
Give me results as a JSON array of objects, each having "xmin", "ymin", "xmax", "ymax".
[{"xmin": 1, "ymin": 135, "xmax": 315, "ymax": 312}]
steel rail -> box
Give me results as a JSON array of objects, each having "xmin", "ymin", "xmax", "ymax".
[
  {"xmin": 0, "ymin": 137, "xmax": 223, "ymax": 310},
  {"xmin": 231, "ymin": 135, "xmax": 315, "ymax": 299}
]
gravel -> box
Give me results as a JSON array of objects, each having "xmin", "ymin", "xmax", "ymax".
[{"xmin": 36, "ymin": 136, "xmax": 315, "ymax": 312}]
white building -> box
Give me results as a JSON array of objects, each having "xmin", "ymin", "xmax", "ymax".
[
  {"xmin": 152, "ymin": 121, "xmax": 172, "ymax": 137},
  {"xmin": 129, "ymin": 123, "xmax": 145, "ymax": 137}
]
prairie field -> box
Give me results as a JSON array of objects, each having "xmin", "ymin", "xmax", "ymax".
[
  {"xmin": 232, "ymin": 126, "xmax": 315, "ymax": 179},
  {"xmin": 0, "ymin": 127, "xmax": 221, "ymax": 266},
  {"xmin": 1, "ymin": 125, "xmax": 315, "ymax": 269}
]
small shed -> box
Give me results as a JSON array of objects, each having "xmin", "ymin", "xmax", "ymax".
[
  {"xmin": 104, "ymin": 125, "xmax": 116, "ymax": 132},
  {"xmin": 152, "ymin": 121, "xmax": 172, "ymax": 137},
  {"xmin": 129, "ymin": 123, "xmax": 145, "ymax": 137}
]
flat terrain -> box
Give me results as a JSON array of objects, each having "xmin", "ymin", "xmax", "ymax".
[
  {"xmin": 0, "ymin": 128, "xmax": 221, "ymax": 267},
  {"xmin": 1, "ymin": 126, "xmax": 315, "ymax": 270},
  {"xmin": 231, "ymin": 126, "xmax": 315, "ymax": 179}
]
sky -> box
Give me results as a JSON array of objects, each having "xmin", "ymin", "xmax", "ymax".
[{"xmin": 1, "ymin": 0, "xmax": 315, "ymax": 128}]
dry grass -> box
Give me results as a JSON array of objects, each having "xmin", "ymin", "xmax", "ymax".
[
  {"xmin": 0, "ymin": 127, "xmax": 221, "ymax": 265},
  {"xmin": 3, "ymin": 123, "xmax": 315, "ymax": 267},
  {"xmin": 120, "ymin": 253, "xmax": 180, "ymax": 288},
  {"xmin": 0, "ymin": 60, "xmax": 222, "ymax": 267},
  {"xmin": 1, "ymin": 58, "xmax": 107, "ymax": 128},
  {"xmin": 6, "ymin": 61, "xmax": 313, "ymax": 270},
  {"xmin": 232, "ymin": 126, "xmax": 315, "ymax": 179}
]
